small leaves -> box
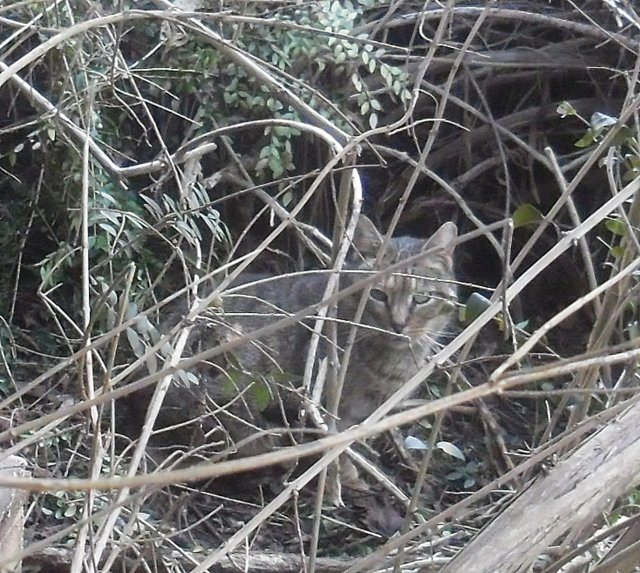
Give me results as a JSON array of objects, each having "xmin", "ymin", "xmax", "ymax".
[
  {"xmin": 252, "ymin": 380, "xmax": 273, "ymax": 412},
  {"xmin": 351, "ymin": 72, "xmax": 363, "ymax": 92},
  {"xmin": 281, "ymin": 190, "xmax": 294, "ymax": 207},
  {"xmin": 512, "ymin": 203, "xmax": 543, "ymax": 229},
  {"xmin": 437, "ymin": 441, "xmax": 465, "ymax": 461},
  {"xmin": 405, "ymin": 437, "xmax": 465, "ymax": 461},
  {"xmin": 557, "ymin": 101, "xmax": 577, "ymax": 117},
  {"xmin": 575, "ymin": 130, "xmax": 595, "ymax": 148},
  {"xmin": 126, "ymin": 327, "xmax": 145, "ymax": 358},
  {"xmin": 447, "ymin": 461, "xmax": 480, "ymax": 489},
  {"xmin": 557, "ymin": 102, "xmax": 619, "ymax": 148},
  {"xmin": 610, "ymin": 246, "xmax": 625, "ymax": 258},
  {"xmin": 590, "ymin": 112, "xmax": 618, "ymax": 132},
  {"xmin": 405, "ymin": 435, "xmax": 428, "ymax": 450},
  {"xmin": 380, "ymin": 63, "xmax": 392, "ymax": 86},
  {"xmin": 570, "ymin": 111, "xmax": 622, "ymax": 147},
  {"xmin": 368, "ymin": 112, "xmax": 378, "ymax": 129},
  {"xmin": 463, "ymin": 292, "xmax": 492, "ymax": 322},
  {"xmin": 606, "ymin": 218, "xmax": 627, "ymax": 258},
  {"xmin": 611, "ymin": 125, "xmax": 634, "ymax": 147},
  {"xmin": 605, "ymin": 218, "xmax": 627, "ymax": 236},
  {"xmin": 268, "ymin": 154, "xmax": 284, "ymax": 178}
]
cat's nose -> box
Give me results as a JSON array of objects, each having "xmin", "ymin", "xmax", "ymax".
[{"xmin": 389, "ymin": 307, "xmax": 409, "ymax": 333}]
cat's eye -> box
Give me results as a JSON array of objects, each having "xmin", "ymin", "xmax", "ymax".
[
  {"xmin": 413, "ymin": 293, "xmax": 432, "ymax": 305},
  {"xmin": 369, "ymin": 288, "xmax": 388, "ymax": 303}
]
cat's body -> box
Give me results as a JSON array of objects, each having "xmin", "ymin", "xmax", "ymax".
[
  {"xmin": 134, "ymin": 216, "xmax": 457, "ymax": 464},
  {"xmin": 208, "ymin": 216, "xmax": 458, "ymax": 433}
]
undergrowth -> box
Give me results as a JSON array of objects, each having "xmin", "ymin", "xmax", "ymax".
[{"xmin": 0, "ymin": 1, "xmax": 639, "ymax": 572}]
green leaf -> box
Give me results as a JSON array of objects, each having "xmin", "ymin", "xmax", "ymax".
[
  {"xmin": 575, "ymin": 130, "xmax": 595, "ymax": 148},
  {"xmin": 259, "ymin": 145, "xmax": 271, "ymax": 159},
  {"xmin": 557, "ymin": 101, "xmax": 577, "ymax": 117},
  {"xmin": 611, "ymin": 125, "xmax": 634, "ymax": 146},
  {"xmin": 126, "ymin": 328, "xmax": 145, "ymax": 358},
  {"xmin": 605, "ymin": 219, "xmax": 627, "ymax": 236},
  {"xmin": 97, "ymin": 222, "xmax": 118, "ymax": 238},
  {"xmin": 437, "ymin": 441, "xmax": 465, "ymax": 461},
  {"xmin": 273, "ymin": 125, "xmax": 291, "ymax": 137},
  {"xmin": 590, "ymin": 112, "xmax": 617, "ymax": 132},
  {"xmin": 282, "ymin": 191, "xmax": 294, "ymax": 207},
  {"xmin": 463, "ymin": 477, "xmax": 476, "ymax": 489},
  {"xmin": 512, "ymin": 203, "xmax": 543, "ymax": 228},
  {"xmin": 93, "ymin": 235, "xmax": 110, "ymax": 252},
  {"xmin": 610, "ymin": 246, "xmax": 625, "ymax": 258},
  {"xmin": 267, "ymin": 98, "xmax": 283, "ymax": 112},
  {"xmin": 64, "ymin": 505, "xmax": 77, "ymax": 518},
  {"xmin": 368, "ymin": 112, "xmax": 378, "ymax": 129},
  {"xmin": 351, "ymin": 73, "xmax": 362, "ymax": 92},
  {"xmin": 381, "ymin": 64, "xmax": 391, "ymax": 84},
  {"xmin": 463, "ymin": 292, "xmax": 492, "ymax": 322},
  {"xmin": 268, "ymin": 156, "xmax": 284, "ymax": 178},
  {"xmin": 125, "ymin": 301, "xmax": 139, "ymax": 321},
  {"xmin": 252, "ymin": 380, "xmax": 272, "ymax": 412},
  {"xmin": 405, "ymin": 436, "xmax": 428, "ymax": 450}
]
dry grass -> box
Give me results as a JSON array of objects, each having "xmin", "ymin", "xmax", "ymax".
[{"xmin": 1, "ymin": 1, "xmax": 640, "ymax": 572}]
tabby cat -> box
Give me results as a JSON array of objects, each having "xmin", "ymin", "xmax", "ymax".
[
  {"xmin": 136, "ymin": 215, "xmax": 457, "ymax": 466},
  {"xmin": 197, "ymin": 215, "xmax": 458, "ymax": 445}
]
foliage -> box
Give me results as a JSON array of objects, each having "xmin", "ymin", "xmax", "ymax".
[
  {"xmin": 2, "ymin": 1, "xmax": 640, "ymax": 571},
  {"xmin": 0, "ymin": 0, "xmax": 411, "ymax": 335},
  {"xmin": 161, "ymin": 0, "xmax": 409, "ymax": 177}
]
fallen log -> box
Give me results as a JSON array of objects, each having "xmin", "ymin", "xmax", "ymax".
[{"xmin": 439, "ymin": 397, "xmax": 640, "ymax": 573}]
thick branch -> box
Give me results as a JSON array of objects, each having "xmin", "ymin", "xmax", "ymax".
[{"xmin": 439, "ymin": 397, "xmax": 640, "ymax": 573}]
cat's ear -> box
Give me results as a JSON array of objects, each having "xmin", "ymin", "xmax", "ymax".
[
  {"xmin": 423, "ymin": 221, "xmax": 457, "ymax": 265},
  {"xmin": 351, "ymin": 215, "xmax": 384, "ymax": 258}
]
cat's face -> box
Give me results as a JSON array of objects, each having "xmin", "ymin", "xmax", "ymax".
[{"xmin": 348, "ymin": 217, "xmax": 457, "ymax": 343}]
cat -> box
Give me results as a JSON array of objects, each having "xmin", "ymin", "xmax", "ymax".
[
  {"xmin": 193, "ymin": 215, "xmax": 458, "ymax": 448},
  {"xmin": 135, "ymin": 215, "xmax": 458, "ymax": 469}
]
